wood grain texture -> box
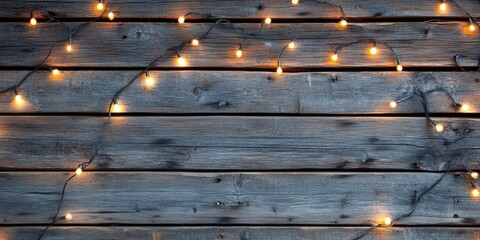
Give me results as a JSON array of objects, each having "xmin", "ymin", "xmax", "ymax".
[
  {"xmin": 1, "ymin": 71, "xmax": 479, "ymax": 114},
  {"xmin": 2, "ymin": 227, "xmax": 480, "ymax": 240},
  {"xmin": 1, "ymin": 22, "xmax": 479, "ymax": 68},
  {"xmin": 0, "ymin": 116, "xmax": 477, "ymax": 171},
  {"xmin": 1, "ymin": 172, "xmax": 478, "ymax": 225},
  {"xmin": 1, "ymin": 0, "xmax": 479, "ymax": 19}
]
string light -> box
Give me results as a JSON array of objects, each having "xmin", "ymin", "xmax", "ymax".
[
  {"xmin": 396, "ymin": 64, "xmax": 403, "ymax": 72},
  {"xmin": 460, "ymin": 104, "xmax": 470, "ymax": 112},
  {"xmin": 339, "ymin": 19, "xmax": 348, "ymax": 27},
  {"xmin": 389, "ymin": 101, "xmax": 397, "ymax": 108},
  {"xmin": 65, "ymin": 213, "xmax": 73, "ymax": 221},
  {"xmin": 370, "ymin": 41, "xmax": 377, "ymax": 55},
  {"xmin": 288, "ymin": 40, "xmax": 296, "ymax": 49},
  {"xmin": 439, "ymin": 0, "xmax": 447, "ymax": 12},
  {"xmin": 75, "ymin": 167, "xmax": 82, "ymax": 175},
  {"xmin": 66, "ymin": 43, "xmax": 73, "ymax": 53},
  {"xmin": 236, "ymin": 49, "xmax": 243, "ymax": 58},
  {"xmin": 472, "ymin": 188, "xmax": 479, "ymax": 197},
  {"xmin": 382, "ymin": 217, "xmax": 392, "ymax": 226},
  {"xmin": 178, "ymin": 16, "xmax": 185, "ymax": 24},
  {"xmin": 108, "ymin": 11, "xmax": 115, "ymax": 20},
  {"xmin": 51, "ymin": 69, "xmax": 60, "ymax": 75},
  {"xmin": 112, "ymin": 101, "xmax": 121, "ymax": 112},
  {"xmin": 177, "ymin": 56, "xmax": 187, "ymax": 66},
  {"xmin": 30, "ymin": 17, "xmax": 37, "ymax": 26},
  {"xmin": 331, "ymin": 54, "xmax": 338, "ymax": 62},
  {"xmin": 292, "ymin": 0, "xmax": 299, "ymax": 5},
  {"xmin": 469, "ymin": 23, "xmax": 476, "ymax": 32},
  {"xmin": 97, "ymin": 0, "xmax": 104, "ymax": 10},
  {"xmin": 145, "ymin": 71, "xmax": 155, "ymax": 87},
  {"xmin": 14, "ymin": 92, "xmax": 23, "ymax": 105},
  {"xmin": 276, "ymin": 64, "xmax": 283, "ymax": 74},
  {"xmin": 191, "ymin": 39, "xmax": 199, "ymax": 46},
  {"xmin": 435, "ymin": 124, "xmax": 444, "ymax": 133},
  {"xmin": 264, "ymin": 18, "xmax": 272, "ymax": 25},
  {"xmin": 470, "ymin": 172, "xmax": 479, "ymax": 179}
]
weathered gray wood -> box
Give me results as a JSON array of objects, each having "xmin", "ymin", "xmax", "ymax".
[
  {"xmin": 1, "ymin": 0, "xmax": 479, "ymax": 18},
  {"xmin": 0, "ymin": 116, "xmax": 477, "ymax": 170},
  {"xmin": 1, "ymin": 71, "xmax": 479, "ymax": 114},
  {"xmin": 2, "ymin": 226, "xmax": 480, "ymax": 240},
  {"xmin": 1, "ymin": 22, "xmax": 479, "ymax": 68},
  {"xmin": 0, "ymin": 172, "xmax": 478, "ymax": 225}
]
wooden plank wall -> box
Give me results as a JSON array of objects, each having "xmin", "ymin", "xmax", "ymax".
[{"xmin": 0, "ymin": 0, "xmax": 480, "ymax": 239}]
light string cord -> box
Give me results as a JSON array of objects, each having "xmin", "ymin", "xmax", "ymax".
[
  {"xmin": 0, "ymin": 7, "xmax": 109, "ymax": 96},
  {"xmin": 449, "ymin": 0, "xmax": 480, "ymax": 29},
  {"xmin": 454, "ymin": 54, "xmax": 480, "ymax": 72},
  {"xmin": 36, "ymin": 14, "xmax": 268, "ymax": 239}
]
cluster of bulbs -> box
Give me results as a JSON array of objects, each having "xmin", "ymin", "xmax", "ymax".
[{"xmin": 438, "ymin": 0, "xmax": 477, "ymax": 32}]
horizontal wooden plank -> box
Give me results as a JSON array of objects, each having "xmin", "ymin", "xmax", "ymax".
[
  {"xmin": 1, "ymin": 71, "xmax": 479, "ymax": 114},
  {"xmin": 1, "ymin": 172, "xmax": 478, "ymax": 225},
  {"xmin": 2, "ymin": 226, "xmax": 480, "ymax": 240},
  {"xmin": 1, "ymin": 0, "xmax": 480, "ymax": 19},
  {"xmin": 1, "ymin": 22, "xmax": 479, "ymax": 68},
  {"xmin": 0, "ymin": 116, "xmax": 477, "ymax": 170}
]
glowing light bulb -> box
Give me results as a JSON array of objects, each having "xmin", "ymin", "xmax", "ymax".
[
  {"xmin": 331, "ymin": 54, "xmax": 338, "ymax": 62},
  {"xmin": 97, "ymin": 2, "xmax": 104, "ymax": 10},
  {"xmin": 178, "ymin": 16, "xmax": 185, "ymax": 24},
  {"xmin": 66, "ymin": 44, "xmax": 72, "ymax": 53},
  {"xmin": 112, "ymin": 102, "xmax": 121, "ymax": 112},
  {"xmin": 65, "ymin": 213, "xmax": 73, "ymax": 221},
  {"xmin": 396, "ymin": 65, "xmax": 403, "ymax": 72},
  {"xmin": 288, "ymin": 41, "xmax": 295, "ymax": 49},
  {"xmin": 471, "ymin": 172, "xmax": 479, "ymax": 179},
  {"xmin": 30, "ymin": 17, "xmax": 37, "ymax": 26},
  {"xmin": 370, "ymin": 47, "xmax": 377, "ymax": 55},
  {"xmin": 469, "ymin": 24, "xmax": 476, "ymax": 32},
  {"xmin": 236, "ymin": 49, "xmax": 243, "ymax": 58},
  {"xmin": 435, "ymin": 124, "xmax": 444, "ymax": 133},
  {"xmin": 108, "ymin": 11, "xmax": 115, "ymax": 20},
  {"xmin": 339, "ymin": 19, "xmax": 348, "ymax": 27},
  {"xmin": 461, "ymin": 104, "xmax": 470, "ymax": 112},
  {"xmin": 145, "ymin": 76, "xmax": 155, "ymax": 87},
  {"xmin": 191, "ymin": 39, "xmax": 199, "ymax": 46},
  {"xmin": 75, "ymin": 167, "xmax": 82, "ymax": 175},
  {"xmin": 177, "ymin": 56, "xmax": 187, "ymax": 66},
  {"xmin": 292, "ymin": 0, "xmax": 299, "ymax": 5},
  {"xmin": 383, "ymin": 217, "xmax": 392, "ymax": 226},
  {"xmin": 390, "ymin": 101, "xmax": 397, "ymax": 108},
  {"xmin": 15, "ymin": 94, "xmax": 23, "ymax": 104},
  {"xmin": 264, "ymin": 18, "xmax": 272, "ymax": 25},
  {"xmin": 472, "ymin": 188, "xmax": 479, "ymax": 197},
  {"xmin": 276, "ymin": 66, "xmax": 283, "ymax": 74},
  {"xmin": 439, "ymin": 2, "xmax": 447, "ymax": 12},
  {"xmin": 52, "ymin": 69, "xmax": 60, "ymax": 75}
]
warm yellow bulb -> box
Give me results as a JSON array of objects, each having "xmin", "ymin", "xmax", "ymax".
[
  {"xmin": 292, "ymin": 0, "xmax": 299, "ymax": 5},
  {"xmin": 288, "ymin": 41, "xmax": 295, "ymax": 49},
  {"xmin": 177, "ymin": 57, "xmax": 187, "ymax": 66},
  {"xmin": 66, "ymin": 44, "xmax": 72, "ymax": 53},
  {"xmin": 383, "ymin": 217, "xmax": 392, "ymax": 226},
  {"xmin": 145, "ymin": 76, "xmax": 155, "ymax": 87},
  {"xmin": 30, "ymin": 17, "xmax": 37, "ymax": 26},
  {"xmin": 390, "ymin": 101, "xmax": 397, "ymax": 108},
  {"xmin": 15, "ymin": 94, "xmax": 23, "ymax": 104},
  {"xmin": 472, "ymin": 189, "xmax": 479, "ymax": 197},
  {"xmin": 264, "ymin": 18, "xmax": 272, "ymax": 24},
  {"xmin": 108, "ymin": 11, "xmax": 115, "ymax": 20},
  {"xmin": 435, "ymin": 124, "xmax": 444, "ymax": 133},
  {"xmin": 75, "ymin": 167, "xmax": 82, "ymax": 175},
  {"xmin": 396, "ymin": 65, "xmax": 403, "ymax": 72},
  {"xmin": 471, "ymin": 172, "xmax": 479, "ymax": 179},
  {"xmin": 276, "ymin": 66, "xmax": 283, "ymax": 74},
  {"xmin": 191, "ymin": 39, "xmax": 199, "ymax": 46},
  {"xmin": 65, "ymin": 213, "xmax": 73, "ymax": 221},
  {"xmin": 52, "ymin": 69, "xmax": 60, "ymax": 75},
  {"xmin": 469, "ymin": 24, "xmax": 476, "ymax": 32},
  {"xmin": 178, "ymin": 16, "xmax": 185, "ymax": 24},
  {"xmin": 97, "ymin": 2, "xmax": 104, "ymax": 10},
  {"xmin": 461, "ymin": 104, "xmax": 470, "ymax": 112},
  {"xmin": 331, "ymin": 54, "xmax": 338, "ymax": 62},
  {"xmin": 112, "ymin": 103, "xmax": 121, "ymax": 112},
  {"xmin": 236, "ymin": 49, "xmax": 243, "ymax": 58},
  {"xmin": 339, "ymin": 19, "xmax": 348, "ymax": 27},
  {"xmin": 370, "ymin": 47, "xmax": 377, "ymax": 55},
  {"xmin": 439, "ymin": 2, "xmax": 447, "ymax": 12}
]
